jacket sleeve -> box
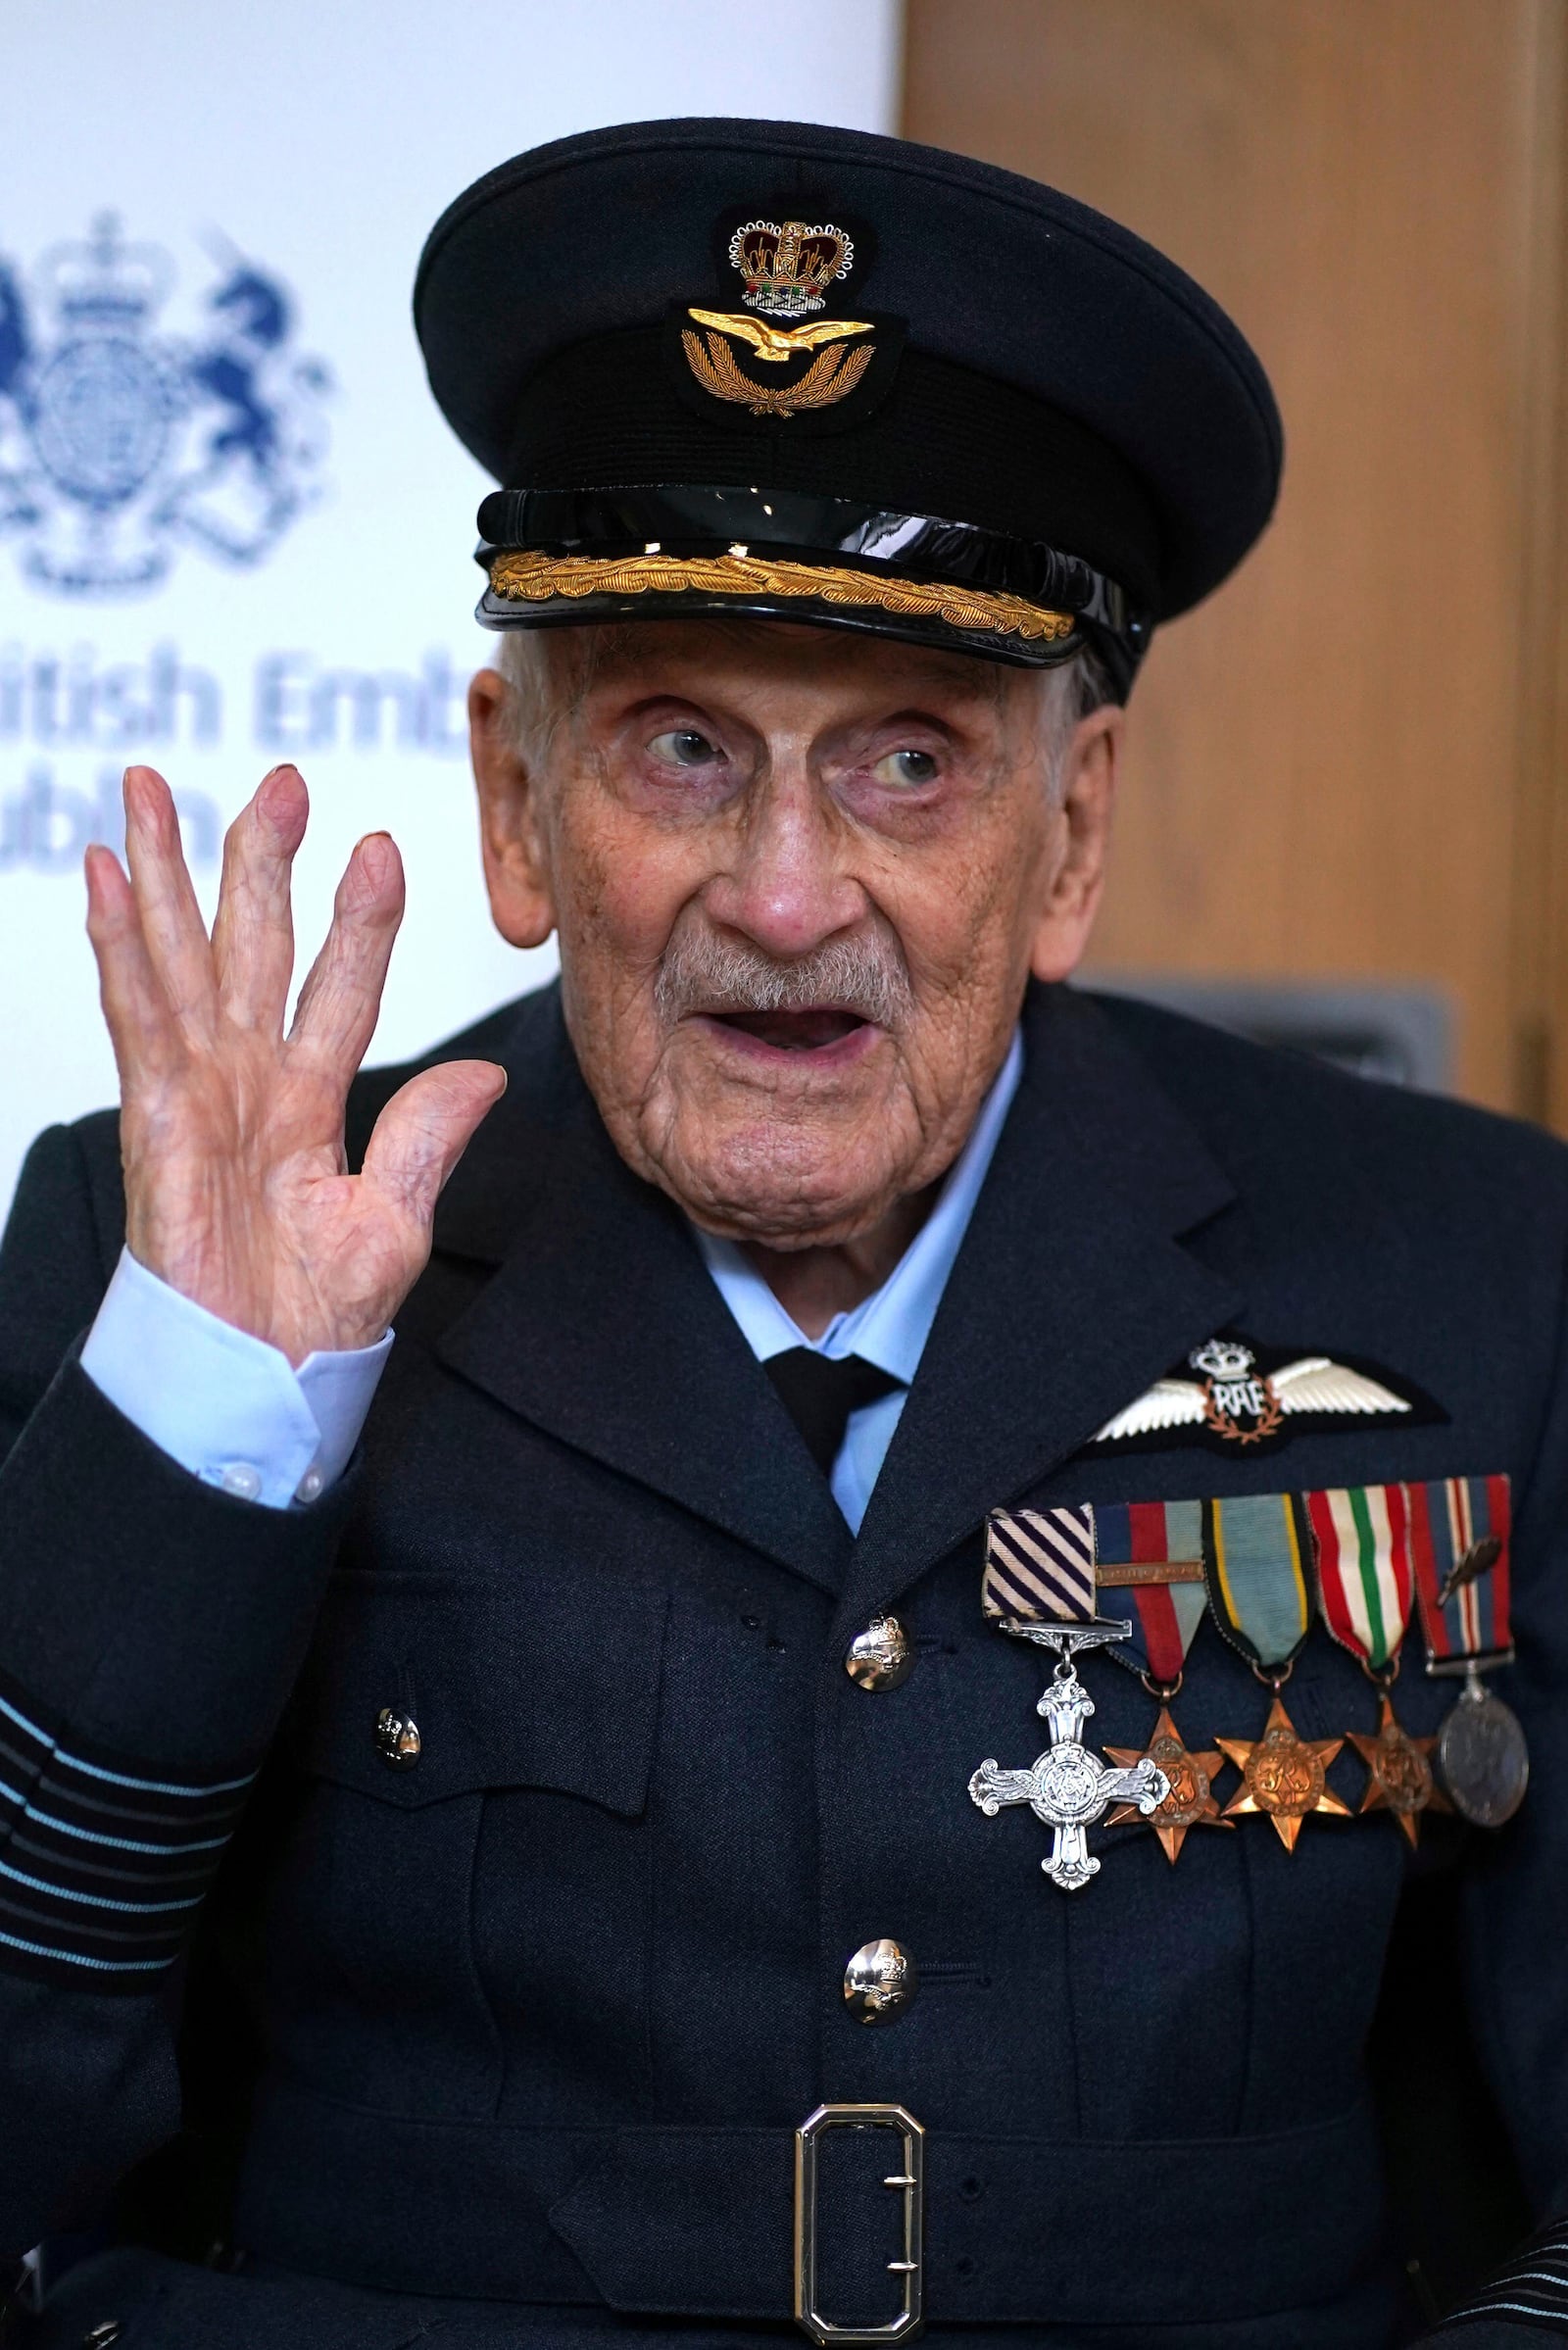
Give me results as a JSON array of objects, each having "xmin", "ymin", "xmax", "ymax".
[
  {"xmin": 0, "ymin": 1122, "xmax": 352, "ymax": 2259},
  {"xmin": 1414, "ymin": 1188, "xmax": 1568, "ymax": 2343}
]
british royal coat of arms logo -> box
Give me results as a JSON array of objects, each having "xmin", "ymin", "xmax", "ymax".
[{"xmin": 0, "ymin": 213, "xmax": 331, "ymax": 596}]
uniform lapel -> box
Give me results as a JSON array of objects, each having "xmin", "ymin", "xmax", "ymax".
[
  {"xmin": 425, "ymin": 983, "xmax": 1240, "ymax": 1612},
  {"xmin": 431, "ymin": 991, "xmax": 853, "ymax": 1592},
  {"xmin": 837, "ymin": 986, "xmax": 1244, "ymax": 1630}
]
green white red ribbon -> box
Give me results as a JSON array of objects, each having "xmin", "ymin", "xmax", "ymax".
[{"xmin": 1306, "ymin": 1485, "xmax": 1415, "ymax": 1672}]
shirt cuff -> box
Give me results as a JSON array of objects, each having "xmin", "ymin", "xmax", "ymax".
[{"xmin": 79, "ymin": 1248, "xmax": 392, "ymax": 1509}]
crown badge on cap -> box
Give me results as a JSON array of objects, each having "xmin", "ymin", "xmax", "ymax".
[{"xmin": 728, "ymin": 219, "xmax": 853, "ymax": 318}]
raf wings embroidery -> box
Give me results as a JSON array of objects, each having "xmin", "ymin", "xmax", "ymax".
[{"xmin": 1088, "ymin": 1337, "xmax": 1438, "ymax": 1455}]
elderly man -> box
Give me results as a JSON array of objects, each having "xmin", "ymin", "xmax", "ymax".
[{"xmin": 1, "ymin": 118, "xmax": 1565, "ymax": 2350}]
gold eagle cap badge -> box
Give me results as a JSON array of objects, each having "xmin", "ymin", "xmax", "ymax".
[
  {"xmin": 1087, "ymin": 1336, "xmax": 1436, "ymax": 1455},
  {"xmin": 665, "ymin": 208, "xmax": 905, "ymax": 430}
]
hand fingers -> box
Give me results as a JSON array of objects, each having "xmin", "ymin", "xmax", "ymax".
[
  {"xmin": 360, "ymin": 1060, "xmax": 508, "ymax": 1233},
  {"xmin": 122, "ymin": 765, "xmax": 218, "ymax": 1034},
  {"xmin": 83, "ymin": 843, "xmax": 185, "ymax": 1091},
  {"xmin": 211, "ymin": 764, "xmax": 309, "ymax": 1031},
  {"xmin": 287, "ymin": 832, "xmax": 406, "ymax": 1086}
]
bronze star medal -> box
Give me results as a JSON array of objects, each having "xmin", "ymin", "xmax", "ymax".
[
  {"xmin": 1347, "ymin": 1691, "xmax": 1447, "ymax": 1848},
  {"xmin": 1216, "ymin": 1694, "xmax": 1351, "ymax": 1852},
  {"xmin": 1310, "ymin": 1483, "xmax": 1450, "ymax": 1844},
  {"xmin": 1106, "ymin": 1706, "xmax": 1232, "ymax": 1863}
]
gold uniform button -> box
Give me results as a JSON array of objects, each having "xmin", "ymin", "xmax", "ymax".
[
  {"xmin": 845, "ymin": 1613, "xmax": 913, "ymax": 1691},
  {"xmin": 843, "ymin": 1937, "xmax": 918, "ymax": 2024},
  {"xmin": 375, "ymin": 1706, "xmax": 421, "ymax": 1768}
]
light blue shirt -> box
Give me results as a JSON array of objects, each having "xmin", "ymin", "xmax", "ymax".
[
  {"xmin": 81, "ymin": 1246, "xmax": 392, "ymax": 1509},
  {"xmin": 78, "ymin": 1030, "xmax": 1022, "ymax": 1527},
  {"xmin": 697, "ymin": 1029, "xmax": 1023, "ymax": 1530}
]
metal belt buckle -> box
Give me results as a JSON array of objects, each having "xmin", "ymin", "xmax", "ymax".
[{"xmin": 794, "ymin": 2100, "xmax": 925, "ymax": 2345}]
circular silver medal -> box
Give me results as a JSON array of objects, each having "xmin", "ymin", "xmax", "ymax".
[{"xmin": 1439, "ymin": 1683, "xmax": 1529, "ymax": 1827}]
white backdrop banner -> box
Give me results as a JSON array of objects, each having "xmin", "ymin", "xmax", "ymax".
[{"xmin": 0, "ymin": 0, "xmax": 900, "ymax": 1213}]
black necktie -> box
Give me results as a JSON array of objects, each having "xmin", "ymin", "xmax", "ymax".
[{"xmin": 764, "ymin": 1347, "xmax": 903, "ymax": 1477}]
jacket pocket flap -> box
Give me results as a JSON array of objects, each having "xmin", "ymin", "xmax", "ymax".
[{"xmin": 288, "ymin": 1569, "xmax": 668, "ymax": 1816}]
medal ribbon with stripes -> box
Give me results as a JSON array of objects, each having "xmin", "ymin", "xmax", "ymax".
[
  {"xmin": 981, "ymin": 1505, "xmax": 1100, "ymax": 1627},
  {"xmin": 1092, "ymin": 1499, "xmax": 1231, "ymax": 1864},
  {"xmin": 1405, "ymin": 1474, "xmax": 1512, "ymax": 1667},
  {"xmin": 1306, "ymin": 1483, "xmax": 1446, "ymax": 1844},
  {"xmin": 971, "ymin": 1509, "xmax": 1170, "ymax": 1890},
  {"xmin": 1307, "ymin": 1484, "xmax": 1415, "ymax": 1673},
  {"xmin": 1203, "ymin": 1493, "xmax": 1314, "ymax": 1677},
  {"xmin": 1091, "ymin": 1499, "xmax": 1207, "ymax": 1683},
  {"xmin": 1404, "ymin": 1474, "xmax": 1525, "ymax": 1828},
  {"xmin": 1205, "ymin": 1493, "xmax": 1351, "ymax": 1851}
]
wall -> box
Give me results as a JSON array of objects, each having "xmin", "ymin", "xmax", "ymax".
[{"xmin": 905, "ymin": 0, "xmax": 1568, "ymax": 1120}]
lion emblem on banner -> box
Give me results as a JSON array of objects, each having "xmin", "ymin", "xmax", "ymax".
[{"xmin": 0, "ymin": 213, "xmax": 331, "ymax": 596}]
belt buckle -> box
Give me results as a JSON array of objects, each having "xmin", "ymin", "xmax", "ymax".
[{"xmin": 794, "ymin": 2100, "xmax": 925, "ymax": 2346}]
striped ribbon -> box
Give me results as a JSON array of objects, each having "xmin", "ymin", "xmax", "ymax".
[
  {"xmin": 1434, "ymin": 2214, "xmax": 1568, "ymax": 2330},
  {"xmin": 1093, "ymin": 1499, "xmax": 1207, "ymax": 1681},
  {"xmin": 981, "ymin": 1481, "xmax": 1508, "ymax": 1684},
  {"xmin": 1406, "ymin": 1474, "xmax": 1512, "ymax": 1662},
  {"xmin": 982, "ymin": 1506, "xmax": 1097, "ymax": 1624},
  {"xmin": 1204, "ymin": 1492, "xmax": 1314, "ymax": 1673},
  {"xmin": 0, "ymin": 1666, "xmax": 253, "ymax": 1987},
  {"xmin": 1307, "ymin": 1485, "xmax": 1415, "ymax": 1672}
]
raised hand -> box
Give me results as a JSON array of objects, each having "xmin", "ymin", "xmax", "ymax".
[{"xmin": 84, "ymin": 762, "xmax": 506, "ymax": 1366}]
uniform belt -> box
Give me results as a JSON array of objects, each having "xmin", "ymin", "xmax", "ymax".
[{"xmin": 236, "ymin": 2079, "xmax": 1388, "ymax": 2328}]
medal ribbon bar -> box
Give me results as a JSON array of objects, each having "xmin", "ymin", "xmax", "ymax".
[
  {"xmin": 1091, "ymin": 1498, "xmax": 1206, "ymax": 1681},
  {"xmin": 1202, "ymin": 1493, "xmax": 1315, "ymax": 1675},
  {"xmin": 1406, "ymin": 1474, "xmax": 1513, "ymax": 1669},
  {"xmin": 1308, "ymin": 1485, "xmax": 1416, "ymax": 1673}
]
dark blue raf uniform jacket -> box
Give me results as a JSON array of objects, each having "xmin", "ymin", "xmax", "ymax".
[{"xmin": 2, "ymin": 982, "xmax": 1566, "ymax": 2350}]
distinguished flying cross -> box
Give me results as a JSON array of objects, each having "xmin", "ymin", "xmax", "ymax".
[{"xmin": 969, "ymin": 1622, "xmax": 1170, "ymax": 1891}]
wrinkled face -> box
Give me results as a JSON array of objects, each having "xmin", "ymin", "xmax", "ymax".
[{"xmin": 469, "ymin": 618, "xmax": 1119, "ymax": 1248}]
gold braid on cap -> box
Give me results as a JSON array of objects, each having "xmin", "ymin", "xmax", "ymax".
[{"xmin": 486, "ymin": 548, "xmax": 1076, "ymax": 646}]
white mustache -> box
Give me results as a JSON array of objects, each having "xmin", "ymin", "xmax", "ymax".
[{"xmin": 654, "ymin": 921, "xmax": 915, "ymax": 1032}]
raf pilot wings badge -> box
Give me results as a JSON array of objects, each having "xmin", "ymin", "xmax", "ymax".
[{"xmin": 1087, "ymin": 1335, "xmax": 1441, "ymax": 1455}]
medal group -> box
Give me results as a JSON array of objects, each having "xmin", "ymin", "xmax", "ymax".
[{"xmin": 969, "ymin": 1475, "xmax": 1525, "ymax": 1892}]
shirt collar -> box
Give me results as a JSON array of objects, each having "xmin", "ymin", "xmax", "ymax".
[{"xmin": 695, "ymin": 1027, "xmax": 1024, "ymax": 1384}]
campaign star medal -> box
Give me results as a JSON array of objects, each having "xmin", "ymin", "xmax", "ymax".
[
  {"xmin": 1407, "ymin": 1474, "xmax": 1527, "ymax": 1827},
  {"xmin": 970, "ymin": 1508, "xmax": 1169, "ymax": 1890},
  {"xmin": 1216, "ymin": 1695, "xmax": 1349, "ymax": 1851},
  {"xmin": 1347, "ymin": 1693, "xmax": 1443, "ymax": 1847},
  {"xmin": 1206, "ymin": 1493, "xmax": 1349, "ymax": 1849},
  {"xmin": 1106, "ymin": 1705, "xmax": 1229, "ymax": 1863},
  {"xmin": 1091, "ymin": 1499, "xmax": 1231, "ymax": 1863},
  {"xmin": 1307, "ymin": 1483, "xmax": 1446, "ymax": 1847}
]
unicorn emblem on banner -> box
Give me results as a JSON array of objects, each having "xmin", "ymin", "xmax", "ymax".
[{"xmin": 0, "ymin": 213, "xmax": 331, "ymax": 595}]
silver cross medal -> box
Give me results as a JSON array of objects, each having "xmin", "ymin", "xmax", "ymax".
[{"xmin": 969, "ymin": 1620, "xmax": 1170, "ymax": 1891}]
